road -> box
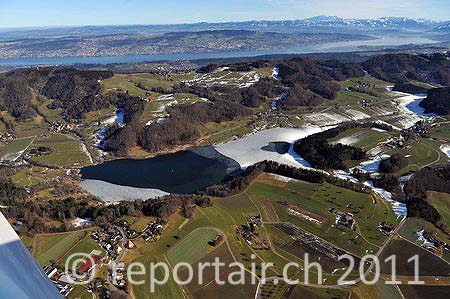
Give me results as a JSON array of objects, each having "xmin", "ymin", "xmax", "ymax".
[{"xmin": 106, "ymin": 226, "xmax": 130, "ymax": 299}]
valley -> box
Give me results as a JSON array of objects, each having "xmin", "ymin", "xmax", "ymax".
[{"xmin": 1, "ymin": 51, "xmax": 449, "ymax": 299}]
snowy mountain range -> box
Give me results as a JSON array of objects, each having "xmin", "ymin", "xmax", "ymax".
[
  {"xmin": 244, "ymin": 16, "xmax": 442, "ymax": 31},
  {"xmin": 435, "ymin": 22, "xmax": 450, "ymax": 32},
  {"xmin": 0, "ymin": 16, "xmax": 448, "ymax": 39}
]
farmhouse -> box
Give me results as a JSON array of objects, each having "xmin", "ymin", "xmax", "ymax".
[{"xmin": 78, "ymin": 254, "xmax": 101, "ymax": 273}]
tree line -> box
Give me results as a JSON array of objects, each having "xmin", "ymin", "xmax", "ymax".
[
  {"xmin": 420, "ymin": 87, "xmax": 450, "ymax": 115},
  {"xmin": 404, "ymin": 165, "xmax": 450, "ymax": 232}
]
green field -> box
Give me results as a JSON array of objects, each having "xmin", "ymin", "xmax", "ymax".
[
  {"xmin": 167, "ymin": 227, "xmax": 219, "ymax": 265},
  {"xmin": 67, "ymin": 285, "xmax": 92, "ymax": 299},
  {"xmin": 29, "ymin": 133, "xmax": 90, "ymax": 167},
  {"xmin": 11, "ymin": 166, "xmax": 67, "ymax": 187},
  {"xmin": 431, "ymin": 124, "xmax": 450, "ymax": 142},
  {"xmin": 38, "ymin": 99, "xmax": 64, "ymax": 122},
  {"xmin": 246, "ymin": 175, "xmax": 399, "ymax": 256},
  {"xmin": 398, "ymin": 217, "xmax": 450, "ymax": 262},
  {"xmin": 34, "ymin": 230, "xmax": 89, "ymax": 266},
  {"xmin": 386, "ymin": 138, "xmax": 446, "ymax": 175},
  {"xmin": 0, "ymin": 111, "xmax": 49, "ymax": 138},
  {"xmin": 333, "ymin": 75, "xmax": 393, "ymax": 107},
  {"xmin": 126, "ymin": 173, "xmax": 404, "ymax": 298},
  {"xmin": 197, "ymin": 118, "xmax": 253, "ymax": 145},
  {"xmin": 122, "ymin": 215, "xmax": 156, "ymax": 232},
  {"xmin": 127, "ymin": 214, "xmax": 195, "ymax": 299},
  {"xmin": 58, "ymin": 234, "xmax": 104, "ymax": 267},
  {"xmin": 375, "ymin": 278, "xmax": 403, "ymax": 299},
  {"xmin": 428, "ymin": 191, "xmax": 450, "ymax": 229},
  {"xmin": 329, "ymin": 127, "xmax": 392, "ymax": 150},
  {"xmin": 0, "ymin": 136, "xmax": 35, "ymax": 161},
  {"xmin": 103, "ymin": 73, "xmax": 173, "ymax": 97}
]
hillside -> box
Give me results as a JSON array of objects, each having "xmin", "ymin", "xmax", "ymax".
[
  {"xmin": 362, "ymin": 52, "xmax": 450, "ymax": 85},
  {"xmin": 420, "ymin": 87, "xmax": 450, "ymax": 115}
]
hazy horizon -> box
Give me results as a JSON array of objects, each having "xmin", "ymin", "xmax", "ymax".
[
  {"xmin": 0, "ymin": 0, "xmax": 449, "ymax": 29},
  {"xmin": 0, "ymin": 15, "xmax": 448, "ymax": 31}
]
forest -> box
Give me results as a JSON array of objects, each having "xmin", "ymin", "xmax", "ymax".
[
  {"xmin": 362, "ymin": 52, "xmax": 450, "ymax": 85},
  {"xmin": 404, "ymin": 165, "xmax": 450, "ymax": 232},
  {"xmin": 2, "ymin": 189, "xmax": 211, "ymax": 236},
  {"xmin": 419, "ymin": 86, "xmax": 450, "ymax": 115},
  {"xmin": 0, "ymin": 68, "xmax": 114, "ymax": 121},
  {"xmin": 379, "ymin": 153, "xmax": 408, "ymax": 173},
  {"xmin": 293, "ymin": 123, "xmax": 371, "ymax": 170},
  {"xmin": 1, "ymin": 52, "xmax": 449, "ymax": 157}
]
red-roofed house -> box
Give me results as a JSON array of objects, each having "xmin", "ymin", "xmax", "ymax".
[{"xmin": 78, "ymin": 255, "xmax": 101, "ymax": 273}]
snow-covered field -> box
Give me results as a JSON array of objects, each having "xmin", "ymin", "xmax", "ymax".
[
  {"xmin": 95, "ymin": 109, "xmax": 127, "ymax": 148},
  {"xmin": 80, "ymin": 179, "xmax": 169, "ymax": 203},
  {"xmin": 394, "ymin": 93, "xmax": 434, "ymax": 128},
  {"xmin": 183, "ymin": 70, "xmax": 260, "ymax": 88},
  {"xmin": 440, "ymin": 144, "xmax": 450, "ymax": 161},
  {"xmin": 370, "ymin": 106, "xmax": 395, "ymax": 117},
  {"xmin": 215, "ymin": 126, "xmax": 328, "ymax": 168},
  {"xmin": 302, "ymin": 112, "xmax": 349, "ymax": 126},
  {"xmin": 301, "ymin": 109, "xmax": 369, "ymax": 127},
  {"xmin": 102, "ymin": 108, "xmax": 126, "ymax": 127},
  {"xmin": 332, "ymin": 131, "xmax": 366, "ymax": 146},
  {"xmin": 359, "ymin": 154, "xmax": 390, "ymax": 173}
]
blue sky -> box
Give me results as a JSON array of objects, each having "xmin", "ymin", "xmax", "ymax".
[{"xmin": 0, "ymin": 0, "xmax": 449, "ymax": 28}]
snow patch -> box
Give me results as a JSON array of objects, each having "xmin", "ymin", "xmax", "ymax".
[
  {"xmin": 371, "ymin": 127, "xmax": 387, "ymax": 133},
  {"xmin": 394, "ymin": 94, "xmax": 434, "ymax": 129},
  {"xmin": 364, "ymin": 181, "xmax": 407, "ymax": 218},
  {"xmin": 416, "ymin": 230, "xmax": 437, "ymax": 249},
  {"xmin": 72, "ymin": 217, "xmax": 94, "ymax": 228},
  {"xmin": 271, "ymin": 67, "xmax": 279, "ymax": 79},
  {"xmin": 440, "ymin": 144, "xmax": 450, "ymax": 161},
  {"xmin": 359, "ymin": 154, "xmax": 390, "ymax": 173},
  {"xmin": 102, "ymin": 109, "xmax": 126, "ymax": 127},
  {"xmin": 215, "ymin": 126, "xmax": 330, "ymax": 169}
]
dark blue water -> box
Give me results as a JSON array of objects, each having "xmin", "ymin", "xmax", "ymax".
[{"xmin": 81, "ymin": 146, "xmax": 241, "ymax": 194}]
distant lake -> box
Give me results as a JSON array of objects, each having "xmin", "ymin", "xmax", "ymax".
[
  {"xmin": 0, "ymin": 35, "xmax": 439, "ymax": 66},
  {"xmin": 80, "ymin": 146, "xmax": 241, "ymax": 194},
  {"xmin": 0, "ymin": 50, "xmax": 282, "ymax": 66}
]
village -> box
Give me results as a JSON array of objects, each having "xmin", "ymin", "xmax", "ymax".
[{"xmin": 37, "ymin": 218, "xmax": 167, "ymax": 298}]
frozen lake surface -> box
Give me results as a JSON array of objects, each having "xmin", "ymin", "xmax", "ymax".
[{"xmin": 215, "ymin": 126, "xmax": 328, "ymax": 168}]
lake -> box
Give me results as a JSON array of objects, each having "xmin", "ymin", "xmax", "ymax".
[
  {"xmin": 80, "ymin": 126, "xmax": 326, "ymax": 201},
  {"xmin": 80, "ymin": 146, "xmax": 241, "ymax": 194},
  {"xmin": 0, "ymin": 35, "xmax": 439, "ymax": 66}
]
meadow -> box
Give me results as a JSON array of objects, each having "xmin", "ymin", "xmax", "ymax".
[
  {"xmin": 34, "ymin": 230, "xmax": 90, "ymax": 266},
  {"xmin": 167, "ymin": 227, "xmax": 218, "ymax": 265},
  {"xmin": 0, "ymin": 136, "xmax": 35, "ymax": 161},
  {"xmin": 427, "ymin": 191, "xmax": 450, "ymax": 229},
  {"xmin": 29, "ymin": 133, "xmax": 90, "ymax": 167}
]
